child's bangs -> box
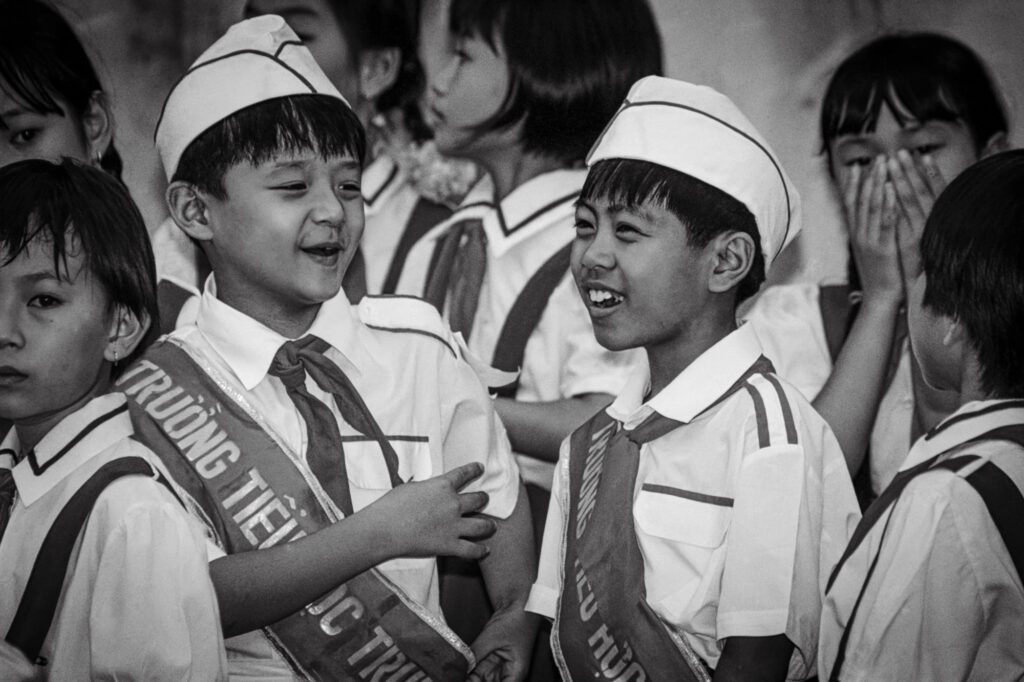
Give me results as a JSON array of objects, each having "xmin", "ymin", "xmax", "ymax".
[
  {"xmin": 225, "ymin": 96, "xmax": 366, "ymax": 168},
  {"xmin": 0, "ymin": 53, "xmax": 66, "ymax": 123},
  {"xmin": 580, "ymin": 159, "xmax": 674, "ymax": 213},
  {"xmin": 449, "ymin": 0, "xmax": 505, "ymax": 47}
]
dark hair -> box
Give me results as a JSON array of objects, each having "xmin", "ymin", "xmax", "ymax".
[
  {"xmin": 820, "ymin": 32, "xmax": 1007, "ymax": 163},
  {"xmin": 581, "ymin": 158, "xmax": 765, "ymax": 304},
  {"xmin": 920, "ymin": 150, "xmax": 1024, "ymax": 399},
  {"xmin": 0, "ymin": 158, "xmax": 158, "ymax": 374},
  {"xmin": 0, "ymin": 0, "xmax": 124, "ymax": 178},
  {"xmin": 449, "ymin": 0, "xmax": 663, "ymax": 166},
  {"xmin": 172, "ymin": 95, "xmax": 366, "ymax": 199}
]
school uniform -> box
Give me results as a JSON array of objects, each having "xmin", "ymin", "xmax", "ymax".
[
  {"xmin": 528, "ymin": 323, "xmax": 860, "ymax": 677},
  {"xmin": 0, "ymin": 394, "xmax": 227, "ymax": 680},
  {"xmin": 396, "ymin": 169, "xmax": 642, "ymax": 490},
  {"xmin": 359, "ymin": 154, "xmax": 452, "ymax": 295},
  {"xmin": 743, "ymin": 282, "xmax": 913, "ymax": 493},
  {"xmin": 819, "ymin": 399, "xmax": 1024, "ymax": 681},
  {"xmin": 125, "ymin": 278, "xmax": 520, "ymax": 679}
]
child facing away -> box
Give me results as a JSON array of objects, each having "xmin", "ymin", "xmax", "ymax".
[
  {"xmin": 0, "ymin": 159, "xmax": 226, "ymax": 679},
  {"xmin": 526, "ymin": 76, "xmax": 862, "ymax": 680},
  {"xmin": 742, "ymin": 33, "xmax": 1009, "ymax": 503},
  {"xmin": 819, "ymin": 149, "xmax": 1024, "ymax": 681},
  {"xmin": 134, "ymin": 15, "xmax": 535, "ymax": 681}
]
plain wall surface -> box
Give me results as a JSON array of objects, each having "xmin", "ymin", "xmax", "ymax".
[{"xmin": 57, "ymin": 0, "xmax": 1023, "ymax": 286}]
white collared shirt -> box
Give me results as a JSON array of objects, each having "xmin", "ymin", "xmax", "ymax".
[
  {"xmin": 0, "ymin": 394, "xmax": 227, "ymax": 680},
  {"xmin": 396, "ymin": 170, "xmax": 643, "ymax": 489},
  {"xmin": 742, "ymin": 282, "xmax": 914, "ymax": 493},
  {"xmin": 528, "ymin": 324, "xmax": 860, "ymax": 677},
  {"xmin": 166, "ymin": 280, "xmax": 519, "ymax": 678},
  {"xmin": 819, "ymin": 399, "xmax": 1024, "ymax": 682}
]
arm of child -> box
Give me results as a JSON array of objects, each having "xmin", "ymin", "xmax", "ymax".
[
  {"xmin": 812, "ymin": 157, "xmax": 904, "ymax": 472},
  {"xmin": 470, "ymin": 484, "xmax": 539, "ymax": 682},
  {"xmin": 210, "ymin": 463, "xmax": 495, "ymax": 637},
  {"xmin": 493, "ymin": 393, "xmax": 612, "ymax": 462},
  {"xmin": 713, "ymin": 635, "xmax": 794, "ymax": 682}
]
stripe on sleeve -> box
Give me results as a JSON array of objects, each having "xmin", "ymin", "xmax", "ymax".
[{"xmin": 743, "ymin": 374, "xmax": 800, "ymax": 449}]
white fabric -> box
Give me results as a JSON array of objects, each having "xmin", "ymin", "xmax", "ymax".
[
  {"xmin": 396, "ymin": 170, "xmax": 642, "ymax": 490},
  {"xmin": 742, "ymin": 283, "xmax": 913, "ymax": 493},
  {"xmin": 155, "ymin": 14, "xmax": 347, "ymax": 178},
  {"xmin": 819, "ymin": 400, "xmax": 1024, "ymax": 681},
  {"xmin": 587, "ymin": 75, "xmax": 801, "ymax": 268},
  {"xmin": 167, "ymin": 280, "xmax": 519, "ymax": 678},
  {"xmin": 528, "ymin": 324, "xmax": 860, "ymax": 678},
  {"xmin": 0, "ymin": 394, "xmax": 227, "ymax": 680}
]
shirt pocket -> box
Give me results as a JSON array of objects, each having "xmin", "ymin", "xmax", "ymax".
[{"xmin": 634, "ymin": 484, "xmax": 732, "ymax": 548}]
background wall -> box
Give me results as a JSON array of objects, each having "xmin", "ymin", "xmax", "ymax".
[{"xmin": 61, "ymin": 0, "xmax": 1023, "ymax": 286}]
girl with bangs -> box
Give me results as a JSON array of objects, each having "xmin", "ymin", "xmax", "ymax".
[{"xmin": 743, "ymin": 32, "xmax": 1010, "ymax": 506}]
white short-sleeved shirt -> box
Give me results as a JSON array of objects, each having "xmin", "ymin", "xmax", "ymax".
[
  {"xmin": 527, "ymin": 324, "xmax": 861, "ymax": 678},
  {"xmin": 396, "ymin": 170, "xmax": 642, "ymax": 489},
  {"xmin": 819, "ymin": 400, "xmax": 1024, "ymax": 682},
  {"xmin": 0, "ymin": 394, "xmax": 227, "ymax": 680},
  {"xmin": 742, "ymin": 282, "xmax": 914, "ymax": 493},
  {"xmin": 166, "ymin": 280, "xmax": 520, "ymax": 678},
  {"xmin": 359, "ymin": 155, "xmax": 451, "ymax": 295}
]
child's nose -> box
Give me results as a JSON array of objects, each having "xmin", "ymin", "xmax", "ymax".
[
  {"xmin": 579, "ymin": 231, "xmax": 616, "ymax": 270},
  {"xmin": 430, "ymin": 56, "xmax": 458, "ymax": 98},
  {"xmin": 0, "ymin": 303, "xmax": 23, "ymax": 349},
  {"xmin": 310, "ymin": 184, "xmax": 346, "ymax": 227}
]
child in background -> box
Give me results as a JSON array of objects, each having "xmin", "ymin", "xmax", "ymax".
[
  {"xmin": 139, "ymin": 16, "xmax": 534, "ymax": 680},
  {"xmin": 0, "ymin": 159, "xmax": 226, "ymax": 679},
  {"xmin": 743, "ymin": 33, "xmax": 1009, "ymax": 503},
  {"xmin": 820, "ymin": 149, "xmax": 1024, "ymax": 681},
  {"xmin": 394, "ymin": 0, "xmax": 662, "ymax": 646},
  {"xmin": 528, "ymin": 76, "xmax": 860, "ymax": 680},
  {"xmin": 0, "ymin": 0, "xmax": 122, "ymax": 176}
]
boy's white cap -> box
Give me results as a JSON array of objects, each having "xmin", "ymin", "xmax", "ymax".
[
  {"xmin": 587, "ymin": 76, "xmax": 801, "ymax": 268},
  {"xmin": 155, "ymin": 15, "xmax": 348, "ymax": 179}
]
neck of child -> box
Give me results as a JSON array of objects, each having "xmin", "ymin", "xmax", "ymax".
[
  {"xmin": 16, "ymin": 373, "xmax": 112, "ymax": 455},
  {"xmin": 480, "ymin": 147, "xmax": 564, "ymax": 200},
  {"xmin": 645, "ymin": 307, "xmax": 738, "ymax": 398},
  {"xmin": 958, "ymin": 353, "xmax": 991, "ymax": 405},
  {"xmin": 216, "ymin": 282, "xmax": 322, "ymax": 340}
]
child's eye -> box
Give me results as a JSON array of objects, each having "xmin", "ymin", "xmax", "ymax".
[
  {"xmin": 914, "ymin": 143, "xmax": 942, "ymax": 156},
  {"xmin": 274, "ymin": 182, "xmax": 307, "ymax": 191},
  {"xmin": 338, "ymin": 181, "xmax": 361, "ymax": 197},
  {"xmin": 615, "ymin": 223, "xmax": 642, "ymax": 241},
  {"xmin": 573, "ymin": 220, "xmax": 595, "ymax": 236},
  {"xmin": 843, "ymin": 156, "xmax": 873, "ymax": 168},
  {"xmin": 10, "ymin": 128, "xmax": 40, "ymax": 147},
  {"xmin": 28, "ymin": 294, "xmax": 61, "ymax": 308}
]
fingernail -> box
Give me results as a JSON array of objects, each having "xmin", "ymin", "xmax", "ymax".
[{"xmin": 897, "ymin": 148, "xmax": 911, "ymax": 161}]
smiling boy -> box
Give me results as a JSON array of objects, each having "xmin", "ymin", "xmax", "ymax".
[
  {"xmin": 131, "ymin": 15, "xmax": 535, "ymax": 681},
  {"xmin": 526, "ymin": 77, "xmax": 861, "ymax": 680}
]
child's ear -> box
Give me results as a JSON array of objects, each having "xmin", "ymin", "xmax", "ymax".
[
  {"xmin": 359, "ymin": 48, "xmax": 402, "ymax": 103},
  {"xmin": 166, "ymin": 182, "xmax": 214, "ymax": 241},
  {"xmin": 707, "ymin": 231, "xmax": 755, "ymax": 294},
  {"xmin": 980, "ymin": 131, "xmax": 1009, "ymax": 159},
  {"xmin": 104, "ymin": 304, "xmax": 150, "ymax": 365},
  {"xmin": 81, "ymin": 91, "xmax": 114, "ymax": 165}
]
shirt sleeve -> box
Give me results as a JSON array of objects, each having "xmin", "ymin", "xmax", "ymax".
[
  {"xmin": 526, "ymin": 440, "xmax": 570, "ymax": 619},
  {"xmin": 85, "ymin": 480, "xmax": 227, "ymax": 680},
  {"xmin": 439, "ymin": 347, "xmax": 521, "ymax": 520}
]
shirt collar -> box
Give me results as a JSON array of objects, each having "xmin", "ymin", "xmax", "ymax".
[
  {"xmin": 196, "ymin": 277, "xmax": 368, "ymax": 391},
  {"xmin": 901, "ymin": 398, "xmax": 1024, "ymax": 470},
  {"xmin": 482, "ymin": 169, "xmax": 584, "ymax": 257},
  {"xmin": 362, "ymin": 155, "xmax": 401, "ymax": 211},
  {"xmin": 606, "ymin": 323, "xmax": 765, "ymax": 429},
  {"xmin": 9, "ymin": 394, "xmax": 132, "ymax": 506}
]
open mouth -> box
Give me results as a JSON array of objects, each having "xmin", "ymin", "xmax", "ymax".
[
  {"xmin": 586, "ymin": 287, "xmax": 624, "ymax": 310},
  {"xmin": 301, "ymin": 243, "xmax": 342, "ymax": 263}
]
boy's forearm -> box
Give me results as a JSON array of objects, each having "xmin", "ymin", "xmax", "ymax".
[
  {"xmin": 812, "ymin": 296, "xmax": 902, "ymax": 473},
  {"xmin": 210, "ymin": 511, "xmax": 398, "ymax": 637},
  {"xmin": 478, "ymin": 484, "xmax": 536, "ymax": 611},
  {"xmin": 494, "ymin": 394, "xmax": 611, "ymax": 462}
]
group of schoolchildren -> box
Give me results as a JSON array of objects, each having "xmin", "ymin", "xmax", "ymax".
[{"xmin": 0, "ymin": 0, "xmax": 1021, "ymax": 679}]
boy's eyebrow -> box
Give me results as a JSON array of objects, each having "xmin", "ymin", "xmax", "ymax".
[{"xmin": 17, "ymin": 269, "xmax": 65, "ymax": 285}]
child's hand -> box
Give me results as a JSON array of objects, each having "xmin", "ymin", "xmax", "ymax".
[
  {"xmin": 841, "ymin": 155, "xmax": 902, "ymax": 306},
  {"xmin": 469, "ymin": 606, "xmax": 536, "ymax": 682},
  {"xmin": 366, "ymin": 462, "xmax": 496, "ymax": 560},
  {"xmin": 0, "ymin": 642, "xmax": 43, "ymax": 681},
  {"xmin": 887, "ymin": 149, "xmax": 947, "ymax": 285}
]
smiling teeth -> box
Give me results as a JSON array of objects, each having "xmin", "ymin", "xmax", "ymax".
[{"xmin": 589, "ymin": 289, "xmax": 623, "ymax": 304}]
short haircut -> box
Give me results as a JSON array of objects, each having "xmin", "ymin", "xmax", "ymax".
[
  {"xmin": 820, "ymin": 32, "xmax": 1007, "ymax": 162},
  {"xmin": 920, "ymin": 149, "xmax": 1024, "ymax": 399},
  {"xmin": 0, "ymin": 0, "xmax": 124, "ymax": 178},
  {"xmin": 449, "ymin": 0, "xmax": 663, "ymax": 166},
  {"xmin": 581, "ymin": 158, "xmax": 765, "ymax": 304},
  {"xmin": 172, "ymin": 95, "xmax": 366, "ymax": 199},
  {"xmin": 0, "ymin": 158, "xmax": 158, "ymax": 374}
]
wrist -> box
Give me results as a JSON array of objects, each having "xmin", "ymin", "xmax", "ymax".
[{"xmin": 858, "ymin": 291, "xmax": 903, "ymax": 314}]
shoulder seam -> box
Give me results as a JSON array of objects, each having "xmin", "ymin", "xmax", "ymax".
[{"xmin": 364, "ymin": 324, "xmax": 457, "ymax": 358}]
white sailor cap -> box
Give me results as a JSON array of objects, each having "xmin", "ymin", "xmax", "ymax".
[
  {"xmin": 155, "ymin": 14, "xmax": 348, "ymax": 179},
  {"xmin": 587, "ymin": 76, "xmax": 801, "ymax": 269}
]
